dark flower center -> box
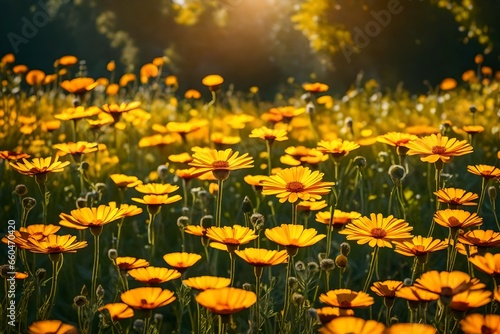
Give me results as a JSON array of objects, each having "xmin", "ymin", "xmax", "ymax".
[
  {"xmin": 264, "ymin": 134, "xmax": 276, "ymax": 140},
  {"xmin": 371, "ymin": 228, "xmax": 387, "ymax": 239},
  {"xmin": 339, "ymin": 300, "xmax": 352, "ymax": 308},
  {"xmin": 212, "ymin": 160, "xmax": 230, "ymax": 169},
  {"xmin": 448, "ymin": 217, "xmax": 460, "ymax": 226},
  {"xmin": 431, "ymin": 146, "xmax": 447, "ymax": 154},
  {"xmin": 481, "ymin": 325, "xmax": 493, "ymax": 334},
  {"xmin": 286, "ymin": 181, "xmax": 305, "ymax": 193}
]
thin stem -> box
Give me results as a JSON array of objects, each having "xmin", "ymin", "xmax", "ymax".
[
  {"xmin": 476, "ymin": 178, "xmax": 487, "ymax": 215},
  {"xmin": 255, "ymin": 267, "xmax": 262, "ymax": 332},
  {"xmin": 39, "ymin": 254, "xmax": 63, "ymax": 320},
  {"xmin": 148, "ymin": 213, "xmax": 157, "ymax": 258},
  {"xmin": 216, "ymin": 179, "xmax": 224, "ymax": 227},
  {"xmin": 281, "ymin": 260, "xmax": 292, "ymax": 330},
  {"xmin": 229, "ymin": 251, "xmax": 236, "ymax": 287},
  {"xmin": 265, "ymin": 140, "xmax": 273, "ymax": 175},
  {"xmin": 291, "ymin": 202, "xmax": 298, "ymax": 225},
  {"xmin": 91, "ymin": 234, "xmax": 101, "ymax": 306},
  {"xmin": 363, "ymin": 247, "xmax": 379, "ymax": 293}
]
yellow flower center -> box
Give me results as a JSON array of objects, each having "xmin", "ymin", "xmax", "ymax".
[
  {"xmin": 212, "ymin": 160, "xmax": 230, "ymax": 169},
  {"xmin": 286, "ymin": 181, "xmax": 305, "ymax": 193},
  {"xmin": 371, "ymin": 228, "xmax": 387, "ymax": 239},
  {"xmin": 431, "ymin": 145, "xmax": 447, "ymax": 154}
]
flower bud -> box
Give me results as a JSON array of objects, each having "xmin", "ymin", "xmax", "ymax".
[
  {"xmin": 241, "ymin": 196, "xmax": 253, "ymax": 214},
  {"xmin": 295, "ymin": 261, "xmax": 306, "ymax": 273},
  {"xmin": 288, "ymin": 277, "xmax": 299, "ymax": 290},
  {"xmin": 307, "ymin": 261, "xmax": 319, "ymax": 274},
  {"xmin": 14, "ymin": 184, "xmax": 28, "ymax": 196},
  {"xmin": 388, "ymin": 165, "xmax": 406, "ymax": 184},
  {"xmin": 177, "ymin": 216, "xmax": 189, "ymax": 229},
  {"xmin": 250, "ymin": 213, "xmax": 264, "ymax": 226},
  {"xmin": 36, "ymin": 268, "xmax": 46, "ymax": 281},
  {"xmin": 76, "ymin": 197, "xmax": 87, "ymax": 208},
  {"xmin": 242, "ymin": 283, "xmax": 252, "ymax": 291},
  {"xmin": 157, "ymin": 165, "xmax": 169, "ymax": 180},
  {"xmin": 96, "ymin": 285, "xmax": 105, "ymax": 299},
  {"xmin": 403, "ymin": 278, "xmax": 412, "ymax": 286},
  {"xmin": 73, "ymin": 295, "xmax": 88, "ymax": 307},
  {"xmin": 340, "ymin": 242, "xmax": 351, "ymax": 256},
  {"xmin": 22, "ymin": 197, "xmax": 36, "ymax": 210},
  {"xmin": 488, "ymin": 186, "xmax": 497, "ymax": 202},
  {"xmin": 108, "ymin": 248, "xmax": 118, "ymax": 260},
  {"xmin": 80, "ymin": 161, "xmax": 90, "ymax": 171},
  {"xmin": 320, "ymin": 259, "xmax": 335, "ymax": 272},
  {"xmin": 154, "ymin": 313, "xmax": 163, "ymax": 323},
  {"xmin": 353, "ymin": 156, "xmax": 366, "ymax": 169},
  {"xmin": 292, "ymin": 293, "xmax": 305, "ymax": 306},
  {"xmin": 133, "ymin": 319, "xmax": 145, "ymax": 333},
  {"xmin": 335, "ymin": 255, "xmax": 348, "ymax": 268}
]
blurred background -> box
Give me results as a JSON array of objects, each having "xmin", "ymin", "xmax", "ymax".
[{"xmin": 1, "ymin": 0, "xmax": 499, "ymax": 98}]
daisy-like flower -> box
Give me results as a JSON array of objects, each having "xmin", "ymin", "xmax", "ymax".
[
  {"xmin": 249, "ymin": 126, "xmax": 288, "ymax": 143},
  {"xmin": 121, "ymin": 287, "xmax": 176, "ymax": 310},
  {"xmin": 315, "ymin": 307, "xmax": 354, "ymax": 324},
  {"xmin": 414, "ymin": 271, "xmax": 483, "ymax": 302},
  {"xmin": 463, "ymin": 125, "xmax": 485, "ymax": 135},
  {"xmin": 460, "ymin": 314, "xmax": 500, "ymax": 334},
  {"xmin": 54, "ymin": 106, "xmax": 101, "ymax": 121},
  {"xmin": 25, "ymin": 234, "xmax": 87, "ymax": 254},
  {"xmin": 205, "ymin": 225, "xmax": 258, "ymax": 252},
  {"xmin": 184, "ymin": 225, "xmax": 207, "ymax": 237},
  {"xmin": 433, "ymin": 209, "xmax": 483, "ymax": 229},
  {"xmin": 138, "ymin": 134, "xmax": 181, "ymax": 148},
  {"xmin": 434, "ymin": 188, "xmax": 478, "ymax": 207},
  {"xmin": 395, "ymin": 286, "xmax": 439, "ymax": 302},
  {"xmin": 53, "ymin": 141, "xmax": 98, "ymax": 163},
  {"xmin": 393, "ymin": 236, "xmax": 447, "ymax": 259},
  {"xmin": 28, "ymin": 320, "xmax": 77, "ymax": 334},
  {"xmin": 114, "ymin": 257, "xmax": 149, "ymax": 271},
  {"xmin": 319, "ymin": 289, "xmax": 374, "ymax": 309},
  {"xmin": 202, "ymin": 74, "xmax": 224, "ymax": 91},
  {"xmin": 261, "ymin": 166, "xmax": 334, "ymax": 203},
  {"xmin": 338, "ymin": 213, "xmax": 413, "ymax": 248},
  {"xmin": 163, "ymin": 252, "xmax": 202, "ymax": 272},
  {"xmin": 110, "ymin": 174, "xmax": 142, "ymax": 189},
  {"xmin": 315, "ymin": 210, "xmax": 362, "ymax": 230},
  {"xmin": 406, "ymin": 133, "xmax": 473, "ymax": 164},
  {"xmin": 0, "ymin": 150, "xmax": 30, "ymax": 161},
  {"xmin": 265, "ymin": 224, "xmax": 325, "ymax": 255},
  {"xmin": 59, "ymin": 203, "xmax": 125, "ymax": 235},
  {"xmin": 459, "ymin": 230, "xmax": 500, "ymax": 249},
  {"xmin": 168, "ymin": 152, "xmax": 193, "ymax": 164},
  {"xmin": 128, "ymin": 266, "xmax": 181, "ymax": 284},
  {"xmin": 384, "ymin": 323, "xmax": 436, "ymax": 334},
  {"xmin": 319, "ymin": 316, "xmax": 385, "ymax": 334},
  {"xmin": 134, "ymin": 183, "xmax": 179, "ymax": 195},
  {"xmin": 268, "ymin": 106, "xmax": 305, "ymax": 122},
  {"xmin": 297, "ymin": 200, "xmax": 328, "ymax": 212},
  {"xmin": 195, "ymin": 287, "xmax": 256, "ymax": 315},
  {"xmin": 10, "ymin": 156, "xmax": 70, "ymax": 179},
  {"xmin": 189, "ymin": 148, "xmax": 254, "ymax": 181},
  {"xmin": 243, "ymin": 174, "xmax": 268, "ymax": 192},
  {"xmin": 303, "ymin": 82, "xmax": 329, "ymax": 93},
  {"xmin": 450, "ymin": 289, "xmax": 492, "ymax": 312},
  {"xmin": 468, "ymin": 253, "xmax": 500, "ymax": 277},
  {"xmin": 60, "ymin": 77, "xmax": 98, "ymax": 95},
  {"xmin": 184, "ymin": 89, "xmax": 201, "ymax": 99},
  {"xmin": 100, "ymin": 101, "xmax": 141, "ymax": 122},
  {"xmin": 234, "ymin": 248, "xmax": 288, "ymax": 267},
  {"xmin": 182, "ymin": 276, "xmax": 231, "ymax": 291},
  {"xmin": 98, "ymin": 303, "xmax": 134, "ymax": 321},
  {"xmin": 21, "ymin": 224, "xmax": 61, "ymax": 241},
  {"xmin": 467, "ymin": 164, "xmax": 500, "ymax": 179},
  {"xmin": 377, "ymin": 132, "xmax": 418, "ymax": 148},
  {"xmin": 316, "ymin": 139, "xmax": 360, "ymax": 161},
  {"xmin": 370, "ymin": 280, "xmax": 404, "ymax": 298},
  {"xmin": 131, "ymin": 194, "xmax": 182, "ymax": 215},
  {"xmin": 25, "ymin": 69, "xmax": 46, "ymax": 86}
]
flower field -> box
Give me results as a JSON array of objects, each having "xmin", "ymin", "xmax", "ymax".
[{"xmin": 0, "ymin": 53, "xmax": 500, "ymax": 334}]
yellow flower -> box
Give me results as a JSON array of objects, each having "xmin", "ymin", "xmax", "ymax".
[
  {"xmin": 319, "ymin": 316, "xmax": 385, "ymax": 334},
  {"xmin": 338, "ymin": 213, "xmax": 413, "ymax": 248},
  {"xmin": 98, "ymin": 303, "xmax": 134, "ymax": 321},
  {"xmin": 302, "ymin": 82, "xmax": 329, "ymax": 93},
  {"xmin": 201, "ymin": 74, "xmax": 224, "ymax": 91},
  {"xmin": 315, "ymin": 210, "xmax": 361, "ymax": 230},
  {"xmin": 121, "ymin": 287, "xmax": 176, "ymax": 310},
  {"xmin": 28, "ymin": 320, "xmax": 77, "ymax": 334},
  {"xmin": 395, "ymin": 286, "xmax": 439, "ymax": 302},
  {"xmin": 168, "ymin": 152, "xmax": 193, "ymax": 164},
  {"xmin": 110, "ymin": 174, "xmax": 142, "ymax": 189},
  {"xmin": 297, "ymin": 200, "xmax": 328, "ymax": 212},
  {"xmin": 205, "ymin": 225, "xmax": 258, "ymax": 251},
  {"xmin": 128, "ymin": 266, "xmax": 181, "ymax": 284},
  {"xmin": 195, "ymin": 287, "xmax": 256, "ymax": 315},
  {"xmin": 460, "ymin": 314, "xmax": 500, "ymax": 334},
  {"xmin": 59, "ymin": 203, "xmax": 125, "ymax": 231},
  {"xmin": 384, "ymin": 323, "xmax": 436, "ymax": 334},
  {"xmin": 414, "ymin": 271, "xmax": 483, "ymax": 299},
  {"xmin": 377, "ymin": 132, "xmax": 418, "ymax": 148},
  {"xmin": 459, "ymin": 230, "xmax": 500, "ymax": 248},
  {"xmin": 189, "ymin": 148, "xmax": 254, "ymax": 181},
  {"xmin": 54, "ymin": 106, "xmax": 101, "ymax": 121},
  {"xmin": 319, "ymin": 289, "xmax": 374, "ymax": 309},
  {"xmin": 433, "ymin": 209, "xmax": 483, "ymax": 229},
  {"xmin": 60, "ymin": 77, "xmax": 98, "ymax": 95},
  {"xmin": 468, "ymin": 253, "xmax": 500, "ymax": 276},
  {"xmin": 317, "ymin": 139, "xmax": 360, "ymax": 160},
  {"xmin": 467, "ymin": 164, "xmax": 500, "ymax": 179},
  {"xmin": 0, "ymin": 150, "xmax": 30, "ymax": 161},
  {"xmin": 53, "ymin": 141, "xmax": 98, "ymax": 160},
  {"xmin": 249, "ymin": 126, "xmax": 288, "ymax": 142},
  {"xmin": 261, "ymin": 166, "xmax": 334, "ymax": 203},
  {"xmin": 370, "ymin": 280, "xmax": 404, "ymax": 298},
  {"xmin": 115, "ymin": 257, "xmax": 149, "ymax": 271},
  {"xmin": 131, "ymin": 194, "xmax": 182, "ymax": 207},
  {"xmin": 406, "ymin": 133, "xmax": 473, "ymax": 163},
  {"xmin": 10, "ymin": 156, "xmax": 70, "ymax": 177},
  {"xmin": 25, "ymin": 234, "xmax": 87, "ymax": 254},
  {"xmin": 25, "ymin": 70, "xmax": 46, "ymax": 86},
  {"xmin": 434, "ymin": 188, "xmax": 478, "ymax": 207},
  {"xmin": 393, "ymin": 236, "xmax": 447, "ymax": 257},
  {"xmin": 100, "ymin": 101, "xmax": 141, "ymax": 122},
  {"xmin": 134, "ymin": 183, "xmax": 179, "ymax": 195},
  {"xmin": 182, "ymin": 276, "xmax": 231, "ymax": 291},
  {"xmin": 315, "ymin": 307, "xmax": 354, "ymax": 324},
  {"xmin": 234, "ymin": 248, "xmax": 288, "ymax": 267},
  {"xmin": 163, "ymin": 252, "xmax": 202, "ymax": 271},
  {"xmin": 450, "ymin": 289, "xmax": 492, "ymax": 312},
  {"xmin": 265, "ymin": 224, "xmax": 325, "ymax": 249}
]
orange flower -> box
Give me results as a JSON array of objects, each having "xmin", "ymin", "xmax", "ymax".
[
  {"xmin": 25, "ymin": 234, "xmax": 87, "ymax": 254},
  {"xmin": 433, "ymin": 209, "xmax": 483, "ymax": 229},
  {"xmin": 201, "ymin": 74, "xmax": 224, "ymax": 91},
  {"xmin": 60, "ymin": 77, "xmax": 98, "ymax": 95},
  {"xmin": 261, "ymin": 166, "xmax": 334, "ymax": 203},
  {"xmin": 28, "ymin": 320, "xmax": 77, "ymax": 334},
  {"xmin": 26, "ymin": 69, "xmax": 46, "ymax": 86},
  {"xmin": 59, "ymin": 203, "xmax": 125, "ymax": 231},
  {"xmin": 128, "ymin": 266, "xmax": 181, "ymax": 284},
  {"xmin": 468, "ymin": 253, "xmax": 500, "ymax": 276},
  {"xmin": 460, "ymin": 314, "xmax": 500, "ymax": 334},
  {"xmin": 414, "ymin": 271, "xmax": 483, "ymax": 299},
  {"xmin": 315, "ymin": 307, "xmax": 354, "ymax": 324},
  {"xmin": 319, "ymin": 316, "xmax": 385, "ymax": 334},
  {"xmin": 184, "ymin": 89, "xmax": 201, "ymax": 99},
  {"xmin": 459, "ymin": 230, "xmax": 500, "ymax": 248},
  {"xmin": 393, "ymin": 236, "xmax": 447, "ymax": 257},
  {"xmin": 467, "ymin": 164, "xmax": 500, "ymax": 179},
  {"xmin": 234, "ymin": 248, "xmax": 288, "ymax": 267},
  {"xmin": 54, "ymin": 106, "xmax": 101, "ymax": 121},
  {"xmin": 384, "ymin": 323, "xmax": 436, "ymax": 334},
  {"xmin": 265, "ymin": 224, "xmax": 325, "ymax": 251},
  {"xmin": 317, "ymin": 139, "xmax": 360, "ymax": 160},
  {"xmin": 302, "ymin": 82, "xmax": 329, "ymax": 93},
  {"xmin": 189, "ymin": 148, "xmax": 254, "ymax": 181},
  {"xmin": 206, "ymin": 225, "xmax": 258, "ymax": 251},
  {"xmin": 450, "ymin": 289, "xmax": 492, "ymax": 312},
  {"xmin": 12, "ymin": 65, "xmax": 28, "ymax": 75},
  {"xmin": 339, "ymin": 213, "xmax": 412, "ymax": 248},
  {"xmin": 0, "ymin": 150, "xmax": 30, "ymax": 161},
  {"xmin": 163, "ymin": 252, "xmax": 202, "ymax": 271},
  {"xmin": 53, "ymin": 141, "xmax": 98, "ymax": 161},
  {"xmin": 115, "ymin": 257, "xmax": 149, "ymax": 271},
  {"xmin": 110, "ymin": 174, "xmax": 142, "ymax": 189},
  {"xmin": 131, "ymin": 194, "xmax": 182, "ymax": 208},
  {"xmin": 319, "ymin": 289, "xmax": 374, "ymax": 309},
  {"xmin": 249, "ymin": 126, "xmax": 288, "ymax": 142},
  {"xmin": 10, "ymin": 156, "xmax": 70, "ymax": 179},
  {"xmin": 98, "ymin": 303, "xmax": 134, "ymax": 321},
  {"xmin": 370, "ymin": 280, "xmax": 404, "ymax": 298},
  {"xmin": 121, "ymin": 287, "xmax": 176, "ymax": 310},
  {"xmin": 377, "ymin": 132, "xmax": 418, "ymax": 150},
  {"xmin": 135, "ymin": 183, "xmax": 179, "ymax": 195},
  {"xmin": 315, "ymin": 210, "xmax": 361, "ymax": 229},
  {"xmin": 195, "ymin": 287, "xmax": 256, "ymax": 314},
  {"xmin": 440, "ymin": 78, "xmax": 457, "ymax": 91},
  {"xmin": 395, "ymin": 286, "xmax": 439, "ymax": 302},
  {"xmin": 100, "ymin": 101, "xmax": 141, "ymax": 122},
  {"xmin": 434, "ymin": 188, "xmax": 478, "ymax": 207},
  {"xmin": 140, "ymin": 63, "xmax": 159, "ymax": 83},
  {"xmin": 58, "ymin": 55, "xmax": 78, "ymax": 66},
  {"xmin": 406, "ymin": 133, "xmax": 473, "ymax": 164},
  {"xmin": 182, "ymin": 276, "xmax": 231, "ymax": 291}
]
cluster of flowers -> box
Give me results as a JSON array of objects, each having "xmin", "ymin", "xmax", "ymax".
[{"xmin": 0, "ymin": 52, "xmax": 500, "ymax": 334}]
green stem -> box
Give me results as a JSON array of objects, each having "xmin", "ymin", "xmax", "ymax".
[
  {"xmin": 91, "ymin": 234, "xmax": 100, "ymax": 306},
  {"xmin": 39, "ymin": 254, "xmax": 62, "ymax": 320},
  {"xmin": 281, "ymin": 260, "xmax": 292, "ymax": 330},
  {"xmin": 363, "ymin": 246, "xmax": 379, "ymax": 293},
  {"xmin": 229, "ymin": 251, "xmax": 236, "ymax": 287},
  {"xmin": 266, "ymin": 140, "xmax": 273, "ymax": 175},
  {"xmin": 476, "ymin": 178, "xmax": 487, "ymax": 215},
  {"xmin": 216, "ymin": 179, "xmax": 224, "ymax": 227}
]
